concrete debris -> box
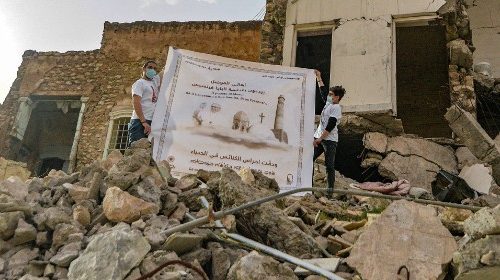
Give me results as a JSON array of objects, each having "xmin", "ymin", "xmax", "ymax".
[
  {"xmin": 445, "ymin": 105, "xmax": 500, "ymax": 185},
  {"xmin": 463, "ymin": 205, "xmax": 500, "ymax": 238},
  {"xmin": 103, "ymin": 186, "xmax": 159, "ymax": 223},
  {"xmin": 459, "ymin": 164, "xmax": 495, "ymax": 194},
  {"xmin": 226, "ymin": 250, "xmax": 298, "ymax": 280},
  {"xmin": 363, "ymin": 133, "xmax": 460, "ymax": 192},
  {"xmin": 294, "ymin": 258, "xmax": 340, "ymax": 276},
  {"xmin": 452, "ymin": 235, "xmax": 500, "ymax": 280},
  {"xmin": 0, "ymin": 137, "xmax": 498, "ymax": 280},
  {"xmin": 456, "ymin": 147, "xmax": 481, "ymax": 170},
  {"xmin": 347, "ymin": 200, "xmax": 457, "ymax": 280},
  {"xmin": 67, "ymin": 223, "xmax": 150, "ymax": 280},
  {"xmin": 447, "ymin": 39, "xmax": 473, "ymax": 69}
]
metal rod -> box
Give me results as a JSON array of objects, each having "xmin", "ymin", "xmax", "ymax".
[
  {"xmin": 222, "ymin": 232, "xmax": 344, "ymax": 280},
  {"xmin": 199, "ymin": 196, "xmax": 344, "ymax": 280},
  {"xmin": 161, "ymin": 187, "xmax": 482, "ymax": 236}
]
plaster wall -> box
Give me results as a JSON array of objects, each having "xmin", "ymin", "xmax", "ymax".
[
  {"xmin": 282, "ymin": 0, "xmax": 447, "ymax": 112},
  {"xmin": 466, "ymin": 0, "xmax": 500, "ymax": 77}
]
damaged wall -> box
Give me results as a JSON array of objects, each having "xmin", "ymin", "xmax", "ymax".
[
  {"xmin": 466, "ymin": 0, "xmax": 500, "ymax": 77},
  {"xmin": 0, "ymin": 21, "xmax": 262, "ymax": 173},
  {"xmin": 280, "ymin": 0, "xmax": 447, "ymax": 113}
]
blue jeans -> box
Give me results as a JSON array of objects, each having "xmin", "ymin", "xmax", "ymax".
[
  {"xmin": 313, "ymin": 139, "xmax": 337, "ymax": 194},
  {"xmin": 128, "ymin": 119, "xmax": 151, "ymax": 146}
]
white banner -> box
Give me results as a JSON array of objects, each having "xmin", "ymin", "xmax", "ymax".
[{"xmin": 151, "ymin": 47, "xmax": 315, "ymax": 191}]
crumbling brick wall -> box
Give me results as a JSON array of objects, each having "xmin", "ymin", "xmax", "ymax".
[{"xmin": 0, "ymin": 20, "xmax": 262, "ymax": 171}]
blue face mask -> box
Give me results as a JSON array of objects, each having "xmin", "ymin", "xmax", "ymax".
[
  {"xmin": 327, "ymin": 95, "xmax": 333, "ymax": 104},
  {"xmin": 145, "ymin": 68, "xmax": 157, "ymax": 79}
]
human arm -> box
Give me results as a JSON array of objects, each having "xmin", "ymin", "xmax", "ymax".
[
  {"xmin": 132, "ymin": 95, "xmax": 151, "ymax": 135},
  {"xmin": 314, "ymin": 70, "xmax": 328, "ymax": 102}
]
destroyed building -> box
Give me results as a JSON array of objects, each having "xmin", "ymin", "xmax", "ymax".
[
  {"xmin": 0, "ymin": 1, "xmax": 500, "ymax": 279},
  {"xmin": 0, "ymin": 21, "xmax": 262, "ymax": 176},
  {"xmin": 1, "ymin": 0, "xmax": 498, "ymax": 182},
  {"xmin": 260, "ymin": 0, "xmax": 500, "ymax": 182}
]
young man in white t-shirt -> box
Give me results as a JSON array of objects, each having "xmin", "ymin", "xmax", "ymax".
[
  {"xmin": 313, "ymin": 70, "xmax": 346, "ymax": 197},
  {"xmin": 127, "ymin": 60, "xmax": 161, "ymax": 146}
]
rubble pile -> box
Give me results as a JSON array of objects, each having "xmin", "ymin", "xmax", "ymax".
[
  {"xmin": 362, "ymin": 128, "xmax": 500, "ymax": 206},
  {"xmin": 0, "ymin": 138, "xmax": 499, "ymax": 280}
]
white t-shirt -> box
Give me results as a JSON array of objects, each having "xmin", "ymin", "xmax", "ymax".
[
  {"xmin": 314, "ymin": 103, "xmax": 342, "ymax": 142},
  {"xmin": 131, "ymin": 75, "xmax": 160, "ymax": 120}
]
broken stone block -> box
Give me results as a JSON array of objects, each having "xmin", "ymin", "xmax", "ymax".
[
  {"xmin": 347, "ymin": 200, "xmax": 457, "ymax": 280},
  {"xmin": 452, "ymin": 235, "xmax": 500, "ymax": 280},
  {"xmin": 386, "ymin": 136, "xmax": 457, "ymax": 173},
  {"xmin": 163, "ymin": 233, "xmax": 204, "ymax": 255},
  {"xmin": 52, "ymin": 223, "xmax": 82, "ymax": 250},
  {"xmin": 294, "ymin": 258, "xmax": 340, "ymax": 276},
  {"xmin": 143, "ymin": 215, "xmax": 178, "ymax": 250},
  {"xmin": 379, "ymin": 152, "xmax": 440, "ymax": 191},
  {"xmin": 18, "ymin": 275, "xmax": 49, "ymax": 280},
  {"xmin": 217, "ymin": 168, "xmax": 322, "ymax": 258},
  {"xmin": 456, "ymin": 147, "xmax": 481, "ymax": 169},
  {"xmin": 445, "ymin": 106, "xmax": 500, "ymax": 185},
  {"xmin": 50, "ymin": 241, "xmax": 82, "ymax": 267},
  {"xmin": 72, "ymin": 205, "xmax": 90, "ymax": 226},
  {"xmin": 167, "ymin": 202, "xmax": 187, "ymax": 222},
  {"xmin": 11, "ymin": 218, "xmax": 37, "ymax": 245},
  {"xmin": 104, "ymin": 172, "xmax": 140, "ymax": 192},
  {"xmin": 127, "ymin": 177, "xmax": 162, "ymax": 209},
  {"xmin": 102, "ymin": 186, "xmax": 159, "ymax": 223},
  {"xmin": 7, "ymin": 248, "xmax": 40, "ymax": 279},
  {"xmin": 211, "ymin": 248, "xmax": 232, "ymax": 280},
  {"xmin": 174, "ymin": 174, "xmax": 199, "ymax": 192},
  {"xmin": 63, "ymin": 183, "xmax": 89, "ymax": 204},
  {"xmin": 362, "ymin": 132, "xmax": 388, "ymax": 154},
  {"xmin": 226, "ymin": 251, "xmax": 298, "ymax": 280},
  {"xmin": 68, "ymin": 223, "xmax": 150, "ymax": 280},
  {"xmin": 43, "ymin": 264, "xmax": 55, "ymax": 278},
  {"xmin": 459, "ymin": 164, "xmax": 494, "ymax": 194},
  {"xmin": 448, "ymin": 39, "xmax": 473, "ymax": 68},
  {"xmin": 41, "ymin": 207, "xmax": 72, "ymax": 231},
  {"xmin": 238, "ymin": 167, "xmax": 255, "ymax": 185},
  {"xmin": 0, "ymin": 211, "xmax": 24, "ymax": 240},
  {"xmin": 102, "ymin": 150, "xmax": 123, "ymax": 171},
  {"xmin": 0, "ymin": 193, "xmax": 31, "ymax": 215},
  {"xmin": 463, "ymin": 205, "xmax": 500, "ymax": 238},
  {"xmin": 0, "ymin": 176, "xmax": 29, "ymax": 201}
]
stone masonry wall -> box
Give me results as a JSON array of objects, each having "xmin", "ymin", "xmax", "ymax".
[
  {"xmin": 439, "ymin": 0, "xmax": 477, "ymax": 115},
  {"xmin": 0, "ymin": 20, "xmax": 262, "ymax": 171},
  {"xmin": 259, "ymin": 0, "xmax": 287, "ymax": 65}
]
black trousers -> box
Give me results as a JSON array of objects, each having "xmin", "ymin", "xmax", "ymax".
[{"xmin": 313, "ymin": 139, "xmax": 338, "ymax": 192}]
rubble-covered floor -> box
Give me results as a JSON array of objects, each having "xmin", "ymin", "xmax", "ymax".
[{"xmin": 0, "ymin": 137, "xmax": 499, "ymax": 280}]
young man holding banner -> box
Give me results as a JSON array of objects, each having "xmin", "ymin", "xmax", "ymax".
[
  {"xmin": 313, "ymin": 70, "xmax": 346, "ymax": 197},
  {"xmin": 128, "ymin": 60, "xmax": 161, "ymax": 146}
]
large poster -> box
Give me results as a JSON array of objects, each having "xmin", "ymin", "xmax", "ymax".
[{"xmin": 151, "ymin": 47, "xmax": 316, "ymax": 191}]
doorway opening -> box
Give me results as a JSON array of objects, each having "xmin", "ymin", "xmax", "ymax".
[
  {"xmin": 396, "ymin": 24, "xmax": 451, "ymax": 137},
  {"xmin": 14, "ymin": 97, "xmax": 81, "ymax": 176},
  {"xmin": 295, "ymin": 30, "xmax": 332, "ymax": 115}
]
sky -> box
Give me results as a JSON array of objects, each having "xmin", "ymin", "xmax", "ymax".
[{"xmin": 0, "ymin": 0, "xmax": 266, "ymax": 103}]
